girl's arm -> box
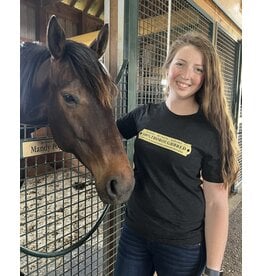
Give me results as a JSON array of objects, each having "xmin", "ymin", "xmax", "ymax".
[{"xmin": 202, "ymin": 180, "xmax": 229, "ymax": 271}]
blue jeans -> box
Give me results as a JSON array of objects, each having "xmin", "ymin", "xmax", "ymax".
[{"xmin": 114, "ymin": 224, "xmax": 206, "ymax": 276}]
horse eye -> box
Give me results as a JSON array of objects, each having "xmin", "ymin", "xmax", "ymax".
[{"xmin": 62, "ymin": 93, "xmax": 79, "ymax": 105}]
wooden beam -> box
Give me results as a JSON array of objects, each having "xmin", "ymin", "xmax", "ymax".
[
  {"xmin": 46, "ymin": 2, "xmax": 82, "ymax": 23},
  {"xmin": 83, "ymin": 0, "xmax": 93, "ymax": 13},
  {"xmin": 69, "ymin": 0, "xmax": 77, "ymax": 7},
  {"xmin": 95, "ymin": 0, "xmax": 104, "ymax": 18},
  {"xmin": 40, "ymin": 0, "xmax": 62, "ymax": 7},
  {"xmin": 81, "ymin": 0, "xmax": 93, "ymax": 33},
  {"xmin": 107, "ymin": 0, "xmax": 118, "ymax": 82},
  {"xmin": 138, "ymin": 8, "xmax": 200, "ymax": 36}
]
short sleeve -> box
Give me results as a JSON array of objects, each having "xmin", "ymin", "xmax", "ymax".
[
  {"xmin": 201, "ymin": 131, "xmax": 223, "ymax": 183},
  {"xmin": 116, "ymin": 105, "xmax": 147, "ymax": 139}
]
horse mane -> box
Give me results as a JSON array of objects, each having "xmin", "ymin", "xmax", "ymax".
[
  {"xmin": 63, "ymin": 40, "xmax": 118, "ymax": 108},
  {"xmin": 20, "ymin": 42, "xmax": 51, "ymax": 117}
]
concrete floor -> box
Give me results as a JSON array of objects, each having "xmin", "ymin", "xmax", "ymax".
[{"xmin": 222, "ymin": 192, "xmax": 242, "ymax": 275}]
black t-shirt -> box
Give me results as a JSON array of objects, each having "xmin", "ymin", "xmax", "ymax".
[{"xmin": 117, "ymin": 102, "xmax": 223, "ymax": 245}]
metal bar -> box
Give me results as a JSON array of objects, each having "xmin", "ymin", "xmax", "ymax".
[
  {"xmin": 167, "ymin": 0, "xmax": 172, "ymax": 54},
  {"xmin": 234, "ymin": 40, "xmax": 242, "ymax": 126},
  {"xmin": 212, "ymin": 21, "xmax": 218, "ymax": 47},
  {"xmin": 126, "ymin": 0, "xmax": 138, "ymax": 161},
  {"xmin": 126, "ymin": 0, "xmax": 138, "ymax": 111},
  {"xmin": 103, "ymin": 2, "xmax": 124, "ymax": 275}
]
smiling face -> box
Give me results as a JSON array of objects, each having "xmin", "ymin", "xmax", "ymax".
[{"xmin": 166, "ymin": 45, "xmax": 205, "ymax": 102}]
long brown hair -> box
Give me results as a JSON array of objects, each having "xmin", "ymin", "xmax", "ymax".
[{"xmin": 163, "ymin": 32, "xmax": 239, "ymax": 188}]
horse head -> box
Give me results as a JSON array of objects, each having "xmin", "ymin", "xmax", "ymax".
[{"xmin": 20, "ymin": 15, "xmax": 134, "ymax": 204}]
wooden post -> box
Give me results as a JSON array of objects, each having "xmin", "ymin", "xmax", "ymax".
[{"xmin": 103, "ymin": 2, "xmax": 119, "ymax": 275}]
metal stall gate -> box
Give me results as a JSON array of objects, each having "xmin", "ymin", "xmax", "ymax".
[
  {"xmin": 216, "ymin": 27, "xmax": 242, "ymax": 192},
  {"xmin": 137, "ymin": 0, "xmax": 214, "ymax": 108},
  {"xmin": 137, "ymin": 0, "xmax": 241, "ymax": 109},
  {"xmin": 20, "ymin": 125, "xmax": 106, "ymax": 275}
]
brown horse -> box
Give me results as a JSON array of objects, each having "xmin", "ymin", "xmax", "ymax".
[{"xmin": 20, "ymin": 15, "xmax": 134, "ymax": 204}]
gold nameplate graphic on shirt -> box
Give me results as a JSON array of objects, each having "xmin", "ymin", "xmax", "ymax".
[{"xmin": 138, "ymin": 129, "xmax": 192, "ymax": 157}]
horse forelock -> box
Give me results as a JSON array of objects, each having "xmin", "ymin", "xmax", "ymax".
[{"xmin": 63, "ymin": 40, "xmax": 117, "ymax": 108}]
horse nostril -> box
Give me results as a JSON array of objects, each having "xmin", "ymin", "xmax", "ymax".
[
  {"xmin": 105, "ymin": 175, "xmax": 134, "ymax": 204},
  {"xmin": 106, "ymin": 178, "xmax": 119, "ymax": 200},
  {"xmin": 110, "ymin": 179, "xmax": 118, "ymax": 196}
]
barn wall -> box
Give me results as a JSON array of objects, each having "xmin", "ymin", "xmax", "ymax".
[{"xmin": 20, "ymin": 0, "xmax": 103, "ymax": 42}]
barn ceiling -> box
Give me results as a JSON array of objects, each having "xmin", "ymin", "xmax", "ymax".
[{"xmin": 40, "ymin": 0, "xmax": 104, "ymax": 20}]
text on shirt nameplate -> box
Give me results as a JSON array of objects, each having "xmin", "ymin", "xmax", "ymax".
[{"xmin": 138, "ymin": 129, "xmax": 192, "ymax": 157}]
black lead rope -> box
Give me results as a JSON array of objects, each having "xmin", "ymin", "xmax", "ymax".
[{"xmin": 20, "ymin": 60, "xmax": 128, "ymax": 258}]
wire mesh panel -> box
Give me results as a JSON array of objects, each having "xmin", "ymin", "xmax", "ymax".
[
  {"xmin": 216, "ymin": 28, "xmax": 242, "ymax": 192},
  {"xmin": 169, "ymin": 0, "xmax": 213, "ymax": 42},
  {"xmin": 137, "ymin": 0, "xmax": 169, "ymax": 105},
  {"xmin": 137, "ymin": 0, "xmax": 213, "ymax": 106},
  {"xmin": 20, "ymin": 124, "xmax": 110, "ymax": 275},
  {"xmin": 115, "ymin": 61, "xmax": 129, "ymax": 119},
  {"xmin": 102, "ymin": 63, "xmax": 130, "ymax": 275},
  {"xmin": 216, "ymin": 27, "xmax": 239, "ymax": 113}
]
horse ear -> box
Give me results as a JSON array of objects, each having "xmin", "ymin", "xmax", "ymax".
[
  {"xmin": 89, "ymin": 24, "xmax": 109, "ymax": 59},
  {"xmin": 47, "ymin": 15, "xmax": 66, "ymax": 59}
]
